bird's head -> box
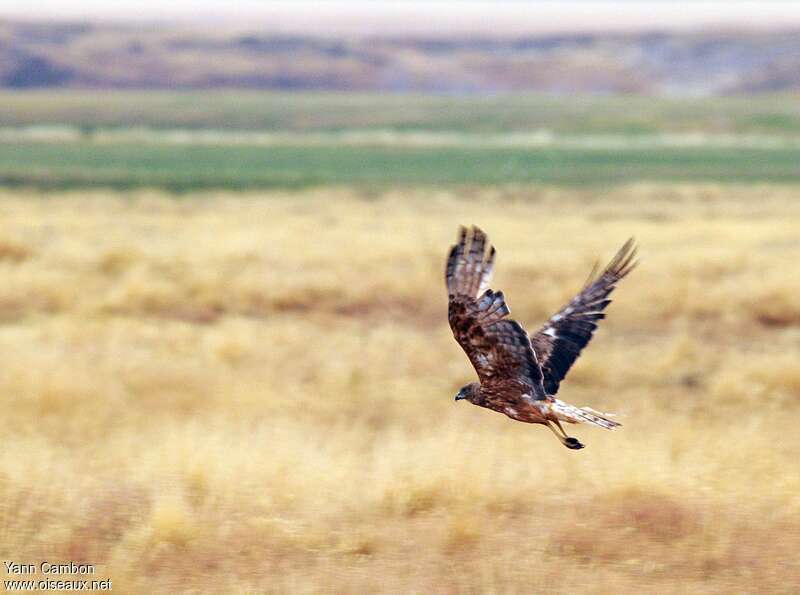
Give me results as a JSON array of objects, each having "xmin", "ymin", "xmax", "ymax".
[{"xmin": 454, "ymin": 382, "xmax": 480, "ymax": 403}]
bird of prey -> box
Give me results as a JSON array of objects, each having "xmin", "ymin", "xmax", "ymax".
[{"xmin": 446, "ymin": 226, "xmax": 636, "ymax": 450}]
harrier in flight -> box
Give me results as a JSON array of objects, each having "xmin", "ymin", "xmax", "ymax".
[{"xmin": 447, "ymin": 226, "xmax": 636, "ymax": 450}]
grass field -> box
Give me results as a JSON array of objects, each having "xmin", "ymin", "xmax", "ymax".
[
  {"xmin": 1, "ymin": 185, "xmax": 799, "ymax": 593},
  {"xmin": 2, "ymin": 91, "xmax": 800, "ymax": 134},
  {"xmin": 2, "ymin": 92, "xmax": 800, "ymax": 190},
  {"xmin": 2, "ymin": 142, "xmax": 800, "ymax": 190}
]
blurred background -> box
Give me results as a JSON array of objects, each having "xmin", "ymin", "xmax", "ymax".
[{"xmin": 1, "ymin": 2, "xmax": 799, "ymax": 593}]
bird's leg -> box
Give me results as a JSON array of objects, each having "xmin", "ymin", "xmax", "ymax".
[
  {"xmin": 555, "ymin": 420, "xmax": 585, "ymax": 449},
  {"xmin": 546, "ymin": 422, "xmax": 564, "ymax": 444},
  {"xmin": 547, "ymin": 421, "xmax": 585, "ymax": 450}
]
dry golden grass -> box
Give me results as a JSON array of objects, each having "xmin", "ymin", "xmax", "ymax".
[{"xmin": 1, "ymin": 184, "xmax": 800, "ymax": 593}]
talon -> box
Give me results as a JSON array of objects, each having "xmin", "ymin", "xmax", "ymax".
[{"xmin": 564, "ymin": 437, "xmax": 584, "ymax": 450}]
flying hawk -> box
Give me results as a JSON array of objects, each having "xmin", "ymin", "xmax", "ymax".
[{"xmin": 446, "ymin": 226, "xmax": 636, "ymax": 450}]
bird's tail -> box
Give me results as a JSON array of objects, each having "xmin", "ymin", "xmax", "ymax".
[{"xmin": 550, "ymin": 399, "xmax": 621, "ymax": 430}]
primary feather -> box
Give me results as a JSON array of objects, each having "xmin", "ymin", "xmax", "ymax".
[
  {"xmin": 446, "ymin": 226, "xmax": 545, "ymax": 397},
  {"xmin": 530, "ymin": 238, "xmax": 637, "ymax": 395}
]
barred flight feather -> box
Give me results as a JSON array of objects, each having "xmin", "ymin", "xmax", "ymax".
[{"xmin": 531, "ymin": 238, "xmax": 637, "ymax": 395}]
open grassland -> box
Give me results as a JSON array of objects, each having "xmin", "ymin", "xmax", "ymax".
[
  {"xmin": 2, "ymin": 92, "xmax": 800, "ymax": 190},
  {"xmin": 2, "ymin": 91, "xmax": 800, "ymax": 134},
  {"xmin": 2, "ymin": 142, "xmax": 799, "ymax": 190},
  {"xmin": 1, "ymin": 185, "xmax": 800, "ymax": 593}
]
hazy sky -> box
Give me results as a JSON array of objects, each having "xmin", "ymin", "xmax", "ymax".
[{"xmin": 3, "ymin": 1, "xmax": 800, "ymax": 35}]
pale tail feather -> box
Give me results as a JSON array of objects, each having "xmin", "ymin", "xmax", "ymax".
[{"xmin": 550, "ymin": 399, "xmax": 621, "ymax": 430}]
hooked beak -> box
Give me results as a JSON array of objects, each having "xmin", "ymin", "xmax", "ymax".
[{"xmin": 455, "ymin": 391, "xmax": 467, "ymax": 401}]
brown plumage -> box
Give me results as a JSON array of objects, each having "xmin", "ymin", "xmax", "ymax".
[{"xmin": 447, "ymin": 226, "xmax": 636, "ymax": 450}]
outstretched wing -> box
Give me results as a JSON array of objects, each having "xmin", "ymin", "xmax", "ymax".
[
  {"xmin": 530, "ymin": 238, "xmax": 637, "ymax": 395},
  {"xmin": 446, "ymin": 226, "xmax": 546, "ymax": 398}
]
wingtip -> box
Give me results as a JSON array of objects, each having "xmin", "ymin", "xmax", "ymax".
[
  {"xmin": 469, "ymin": 224, "xmax": 487, "ymax": 244},
  {"xmin": 456, "ymin": 224, "xmax": 488, "ymax": 241},
  {"xmin": 620, "ymin": 238, "xmax": 639, "ymax": 276},
  {"xmin": 607, "ymin": 237, "xmax": 638, "ymax": 278}
]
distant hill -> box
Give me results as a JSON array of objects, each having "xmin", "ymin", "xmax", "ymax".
[{"xmin": 2, "ymin": 20, "xmax": 800, "ymax": 94}]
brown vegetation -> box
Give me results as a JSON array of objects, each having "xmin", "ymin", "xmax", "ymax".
[{"xmin": 1, "ymin": 185, "xmax": 799, "ymax": 593}]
